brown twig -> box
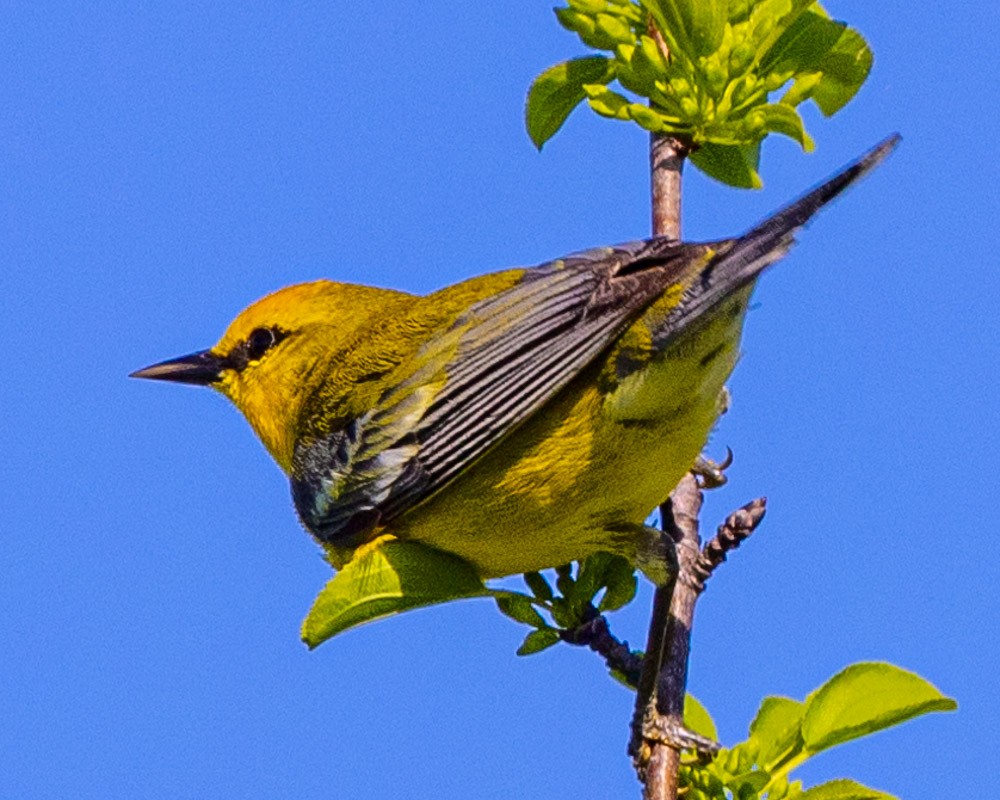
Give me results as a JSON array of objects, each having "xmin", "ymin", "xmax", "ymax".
[
  {"xmin": 693, "ymin": 498, "xmax": 768, "ymax": 590},
  {"xmin": 638, "ymin": 473, "xmax": 704, "ymax": 798},
  {"xmin": 650, "ymin": 135, "xmax": 687, "ymax": 241},
  {"xmin": 628, "ymin": 133, "xmax": 692, "ymax": 800},
  {"xmin": 560, "ymin": 610, "xmax": 644, "ymax": 686},
  {"xmin": 567, "ymin": 497, "xmax": 767, "ymax": 698}
]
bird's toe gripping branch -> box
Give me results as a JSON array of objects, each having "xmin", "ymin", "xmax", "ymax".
[{"xmin": 692, "ymin": 447, "xmax": 734, "ymax": 490}]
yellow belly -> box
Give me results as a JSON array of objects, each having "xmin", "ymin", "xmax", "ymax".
[{"xmin": 391, "ymin": 289, "xmax": 751, "ymax": 578}]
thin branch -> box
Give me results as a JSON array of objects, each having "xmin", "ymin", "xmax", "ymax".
[
  {"xmin": 633, "ymin": 134, "xmax": 768, "ymax": 800},
  {"xmin": 560, "ymin": 610, "xmax": 644, "ymax": 686},
  {"xmin": 627, "ymin": 133, "xmax": 693, "ymax": 800},
  {"xmin": 693, "ymin": 497, "xmax": 767, "ymax": 590},
  {"xmin": 640, "ymin": 473, "xmax": 703, "ymax": 799},
  {"xmin": 650, "ymin": 134, "xmax": 686, "ymax": 240}
]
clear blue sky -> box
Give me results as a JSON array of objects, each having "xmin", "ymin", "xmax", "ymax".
[{"xmin": 2, "ymin": 3, "xmax": 995, "ymax": 798}]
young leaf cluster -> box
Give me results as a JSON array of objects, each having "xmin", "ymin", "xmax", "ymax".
[
  {"xmin": 493, "ymin": 552, "xmax": 638, "ymax": 656},
  {"xmin": 526, "ymin": 0, "xmax": 872, "ymax": 187},
  {"xmin": 677, "ymin": 663, "xmax": 956, "ymax": 800}
]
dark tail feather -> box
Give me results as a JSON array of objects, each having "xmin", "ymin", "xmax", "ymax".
[
  {"xmin": 716, "ymin": 133, "xmax": 901, "ymax": 287},
  {"xmin": 652, "ymin": 135, "xmax": 899, "ymax": 342}
]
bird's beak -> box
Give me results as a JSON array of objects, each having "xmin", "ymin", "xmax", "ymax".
[{"xmin": 130, "ymin": 349, "xmax": 226, "ymax": 386}]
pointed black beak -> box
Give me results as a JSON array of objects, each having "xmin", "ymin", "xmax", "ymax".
[{"xmin": 130, "ymin": 349, "xmax": 226, "ymax": 386}]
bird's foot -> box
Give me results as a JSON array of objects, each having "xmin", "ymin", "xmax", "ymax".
[
  {"xmin": 642, "ymin": 715, "xmax": 721, "ymax": 759},
  {"xmin": 692, "ymin": 447, "xmax": 733, "ymax": 489},
  {"xmin": 611, "ymin": 523, "xmax": 678, "ymax": 587}
]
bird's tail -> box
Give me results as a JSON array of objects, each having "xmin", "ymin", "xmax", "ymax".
[{"xmin": 667, "ymin": 134, "xmax": 900, "ymax": 334}]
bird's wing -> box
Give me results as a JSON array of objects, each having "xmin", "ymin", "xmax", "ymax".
[
  {"xmin": 291, "ymin": 134, "xmax": 901, "ymax": 545},
  {"xmin": 291, "ymin": 239, "xmax": 690, "ymax": 543}
]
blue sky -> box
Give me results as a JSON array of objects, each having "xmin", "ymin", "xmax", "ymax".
[{"xmin": 2, "ymin": 3, "xmax": 996, "ymax": 798}]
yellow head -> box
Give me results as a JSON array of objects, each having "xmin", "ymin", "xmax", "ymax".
[{"xmin": 131, "ymin": 280, "xmax": 404, "ymax": 472}]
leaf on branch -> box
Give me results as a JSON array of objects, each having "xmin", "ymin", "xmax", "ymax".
[
  {"xmin": 810, "ymin": 27, "xmax": 873, "ymax": 115},
  {"xmin": 525, "ymin": 56, "xmax": 615, "ymax": 149},
  {"xmin": 598, "ymin": 556, "xmax": 637, "ymax": 611},
  {"xmin": 690, "ymin": 141, "xmax": 762, "ymax": 188},
  {"xmin": 801, "ymin": 662, "xmax": 957, "ymax": 754},
  {"xmin": 523, "ymin": 571, "xmax": 554, "ymax": 602},
  {"xmin": 495, "ymin": 592, "xmax": 548, "ymax": 628},
  {"xmin": 569, "ymin": 552, "xmax": 614, "ymax": 605},
  {"xmin": 758, "ymin": 10, "xmax": 847, "ymax": 77},
  {"xmin": 749, "ymin": 695, "xmax": 805, "ymax": 769},
  {"xmin": 584, "ymin": 83, "xmax": 632, "ymax": 119},
  {"xmin": 760, "ymin": 102, "xmax": 815, "ymax": 150},
  {"xmin": 797, "ymin": 778, "xmax": 897, "ymax": 800},
  {"xmin": 301, "ymin": 539, "xmax": 487, "ymax": 648},
  {"xmin": 728, "ymin": 769, "xmax": 771, "ymax": 795},
  {"xmin": 758, "ymin": 10, "xmax": 872, "ymax": 115},
  {"xmin": 648, "ymin": 0, "xmax": 728, "ymax": 57},
  {"xmin": 532, "ymin": 0, "xmax": 873, "ymax": 187},
  {"xmin": 517, "ymin": 628, "xmax": 561, "ymax": 656},
  {"xmin": 684, "ymin": 693, "xmax": 719, "ymax": 741}
]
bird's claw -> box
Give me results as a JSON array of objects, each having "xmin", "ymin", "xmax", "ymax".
[
  {"xmin": 692, "ymin": 447, "xmax": 733, "ymax": 489},
  {"xmin": 642, "ymin": 716, "xmax": 721, "ymax": 759}
]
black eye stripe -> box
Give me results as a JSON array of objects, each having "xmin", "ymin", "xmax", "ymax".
[
  {"xmin": 247, "ymin": 327, "xmax": 276, "ymax": 360},
  {"xmin": 229, "ymin": 326, "xmax": 288, "ymax": 372}
]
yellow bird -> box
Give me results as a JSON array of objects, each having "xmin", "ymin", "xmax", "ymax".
[{"xmin": 132, "ymin": 137, "xmax": 896, "ymax": 582}]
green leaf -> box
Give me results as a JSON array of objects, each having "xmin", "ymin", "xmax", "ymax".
[
  {"xmin": 571, "ymin": 552, "xmax": 614, "ymax": 605},
  {"xmin": 301, "ymin": 540, "xmax": 487, "ymax": 648},
  {"xmin": 801, "ymin": 662, "xmax": 957, "ymax": 754},
  {"xmin": 748, "ymin": 695, "xmax": 805, "ymax": 769},
  {"xmin": 748, "ymin": 0, "xmax": 816, "ymax": 58},
  {"xmin": 684, "ymin": 693, "xmax": 719, "ymax": 741},
  {"xmin": 627, "ymin": 103, "xmax": 666, "ymax": 132},
  {"xmin": 672, "ymin": 0, "xmax": 728, "ymax": 56},
  {"xmin": 729, "ymin": 0, "xmax": 751, "ymax": 24},
  {"xmin": 595, "ymin": 12, "xmax": 634, "ymax": 46},
  {"xmin": 690, "ymin": 140, "xmax": 762, "ymax": 188},
  {"xmin": 584, "ymin": 84, "xmax": 632, "ymax": 119},
  {"xmin": 524, "ymin": 571, "xmax": 554, "ymax": 602},
  {"xmin": 517, "ymin": 628, "xmax": 560, "ymax": 656},
  {"xmin": 728, "ymin": 770, "xmax": 771, "ymax": 795},
  {"xmin": 495, "ymin": 592, "xmax": 547, "ymax": 628},
  {"xmin": 780, "ymin": 71, "xmax": 823, "ymax": 106},
  {"xmin": 598, "ymin": 556, "xmax": 637, "ymax": 611},
  {"xmin": 566, "ymin": 0, "xmax": 606, "ymax": 12},
  {"xmin": 797, "ymin": 779, "xmax": 896, "ymax": 800},
  {"xmin": 555, "ymin": 563, "xmax": 575, "ymax": 595},
  {"xmin": 759, "ymin": 102, "xmax": 814, "ymax": 150},
  {"xmin": 638, "ymin": 0, "xmax": 693, "ymax": 63},
  {"xmin": 759, "ymin": 11, "xmax": 846, "ymax": 77},
  {"xmin": 555, "ymin": 7, "xmax": 597, "ymax": 39},
  {"xmin": 525, "ymin": 56, "xmax": 615, "ymax": 149},
  {"xmin": 810, "ymin": 26, "xmax": 872, "ymax": 115},
  {"xmin": 756, "ymin": 11, "xmax": 871, "ymax": 117},
  {"xmin": 638, "ymin": 34, "xmax": 669, "ymax": 77}
]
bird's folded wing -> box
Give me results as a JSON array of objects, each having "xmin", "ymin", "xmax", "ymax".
[
  {"xmin": 291, "ymin": 134, "xmax": 901, "ymax": 545},
  {"xmin": 291, "ymin": 239, "xmax": 688, "ymax": 543}
]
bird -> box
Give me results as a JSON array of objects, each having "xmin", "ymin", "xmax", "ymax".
[{"xmin": 132, "ymin": 135, "xmax": 897, "ymax": 584}]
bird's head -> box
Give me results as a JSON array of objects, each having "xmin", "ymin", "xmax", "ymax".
[{"xmin": 131, "ymin": 280, "xmax": 397, "ymax": 472}]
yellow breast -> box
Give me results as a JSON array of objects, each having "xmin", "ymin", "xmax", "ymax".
[{"xmin": 390, "ymin": 287, "xmax": 752, "ymax": 578}]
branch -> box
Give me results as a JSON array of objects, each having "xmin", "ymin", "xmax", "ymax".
[
  {"xmin": 650, "ymin": 134, "xmax": 686, "ymax": 240},
  {"xmin": 562, "ymin": 499, "xmax": 767, "ymax": 696},
  {"xmin": 693, "ymin": 497, "xmax": 767, "ymax": 590},
  {"xmin": 629, "ymin": 132, "xmax": 770, "ymax": 800},
  {"xmin": 638, "ymin": 473, "xmax": 703, "ymax": 798},
  {"xmin": 560, "ymin": 610, "xmax": 644, "ymax": 686}
]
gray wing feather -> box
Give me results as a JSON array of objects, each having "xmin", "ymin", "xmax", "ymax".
[
  {"xmin": 292, "ymin": 135, "xmax": 901, "ymax": 543},
  {"xmin": 292, "ymin": 240, "xmax": 680, "ymax": 542}
]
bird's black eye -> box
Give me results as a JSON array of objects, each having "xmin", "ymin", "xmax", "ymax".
[{"xmin": 246, "ymin": 327, "xmax": 280, "ymax": 362}]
